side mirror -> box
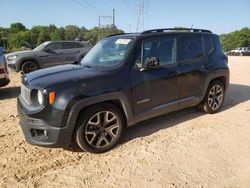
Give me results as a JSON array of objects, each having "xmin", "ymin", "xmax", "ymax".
[
  {"xmin": 145, "ymin": 57, "xmax": 160, "ymax": 69},
  {"xmin": 44, "ymin": 48, "xmax": 52, "ymax": 53}
]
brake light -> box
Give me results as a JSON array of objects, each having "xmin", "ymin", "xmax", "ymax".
[{"xmin": 49, "ymin": 92, "xmax": 56, "ymax": 104}]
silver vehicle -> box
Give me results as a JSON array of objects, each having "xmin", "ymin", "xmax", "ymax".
[
  {"xmin": 0, "ymin": 47, "xmax": 10, "ymax": 87},
  {"xmin": 6, "ymin": 41, "xmax": 92, "ymax": 74}
]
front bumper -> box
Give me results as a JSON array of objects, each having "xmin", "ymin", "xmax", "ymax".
[{"xmin": 17, "ymin": 99, "xmax": 73, "ymax": 148}]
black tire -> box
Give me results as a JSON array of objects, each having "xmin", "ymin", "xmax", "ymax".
[
  {"xmin": 198, "ymin": 81, "xmax": 225, "ymax": 114},
  {"xmin": 21, "ymin": 61, "xmax": 38, "ymax": 74},
  {"xmin": 76, "ymin": 103, "xmax": 124, "ymax": 153}
]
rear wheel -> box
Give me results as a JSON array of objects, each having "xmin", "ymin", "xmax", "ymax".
[
  {"xmin": 76, "ymin": 103, "xmax": 124, "ymax": 153},
  {"xmin": 199, "ymin": 81, "xmax": 225, "ymax": 114},
  {"xmin": 21, "ymin": 61, "xmax": 38, "ymax": 74}
]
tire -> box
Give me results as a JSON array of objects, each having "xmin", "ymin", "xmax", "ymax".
[
  {"xmin": 76, "ymin": 103, "xmax": 124, "ymax": 153},
  {"xmin": 199, "ymin": 81, "xmax": 225, "ymax": 114},
  {"xmin": 21, "ymin": 61, "xmax": 38, "ymax": 74}
]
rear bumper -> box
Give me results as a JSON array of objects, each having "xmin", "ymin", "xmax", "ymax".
[{"xmin": 17, "ymin": 99, "xmax": 74, "ymax": 148}]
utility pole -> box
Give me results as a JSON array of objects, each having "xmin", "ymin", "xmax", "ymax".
[
  {"xmin": 113, "ymin": 9, "xmax": 115, "ymax": 27},
  {"xmin": 136, "ymin": 0, "xmax": 145, "ymax": 32},
  {"xmin": 98, "ymin": 9, "xmax": 114, "ymax": 39}
]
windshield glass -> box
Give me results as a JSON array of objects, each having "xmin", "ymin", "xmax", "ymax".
[
  {"xmin": 33, "ymin": 41, "xmax": 50, "ymax": 51},
  {"xmin": 81, "ymin": 37, "xmax": 134, "ymax": 68}
]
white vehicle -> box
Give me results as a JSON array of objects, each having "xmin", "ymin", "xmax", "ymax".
[{"xmin": 230, "ymin": 47, "xmax": 250, "ymax": 56}]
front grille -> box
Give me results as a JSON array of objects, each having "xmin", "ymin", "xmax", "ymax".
[{"xmin": 21, "ymin": 83, "xmax": 31, "ymax": 105}]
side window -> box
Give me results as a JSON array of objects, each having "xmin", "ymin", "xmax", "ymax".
[
  {"xmin": 179, "ymin": 36, "xmax": 203, "ymax": 61},
  {"xmin": 143, "ymin": 37, "xmax": 176, "ymax": 65},
  {"xmin": 213, "ymin": 36, "xmax": 224, "ymax": 54},
  {"xmin": 46, "ymin": 42, "xmax": 61, "ymax": 51},
  {"xmin": 203, "ymin": 36, "xmax": 213, "ymax": 54},
  {"xmin": 62, "ymin": 42, "xmax": 75, "ymax": 49},
  {"xmin": 75, "ymin": 43, "xmax": 85, "ymax": 48}
]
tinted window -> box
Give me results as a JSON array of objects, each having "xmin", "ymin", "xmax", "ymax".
[
  {"xmin": 46, "ymin": 42, "xmax": 61, "ymax": 50},
  {"xmin": 63, "ymin": 42, "xmax": 75, "ymax": 49},
  {"xmin": 213, "ymin": 36, "xmax": 224, "ymax": 54},
  {"xmin": 143, "ymin": 37, "xmax": 176, "ymax": 65},
  {"xmin": 180, "ymin": 36, "xmax": 203, "ymax": 61},
  {"xmin": 203, "ymin": 36, "xmax": 213, "ymax": 53},
  {"xmin": 75, "ymin": 43, "xmax": 85, "ymax": 48}
]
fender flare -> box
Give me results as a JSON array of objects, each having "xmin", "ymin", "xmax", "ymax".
[{"xmin": 64, "ymin": 92, "xmax": 135, "ymax": 140}]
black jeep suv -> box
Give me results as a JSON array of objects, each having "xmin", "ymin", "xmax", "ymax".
[{"xmin": 17, "ymin": 28, "xmax": 229, "ymax": 153}]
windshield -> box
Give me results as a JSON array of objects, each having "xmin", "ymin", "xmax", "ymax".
[
  {"xmin": 81, "ymin": 37, "xmax": 134, "ymax": 68},
  {"xmin": 33, "ymin": 41, "xmax": 50, "ymax": 51}
]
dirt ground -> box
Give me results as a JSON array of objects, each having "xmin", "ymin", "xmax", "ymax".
[{"xmin": 0, "ymin": 56, "xmax": 250, "ymax": 188}]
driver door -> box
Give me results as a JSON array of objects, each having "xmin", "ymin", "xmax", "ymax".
[
  {"xmin": 38, "ymin": 42, "xmax": 63, "ymax": 68},
  {"xmin": 131, "ymin": 36, "xmax": 180, "ymax": 123}
]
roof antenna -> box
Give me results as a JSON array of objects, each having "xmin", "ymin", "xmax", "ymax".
[{"xmin": 191, "ymin": 24, "xmax": 193, "ymax": 29}]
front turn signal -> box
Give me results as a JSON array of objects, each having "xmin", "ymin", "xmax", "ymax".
[{"xmin": 49, "ymin": 92, "xmax": 56, "ymax": 104}]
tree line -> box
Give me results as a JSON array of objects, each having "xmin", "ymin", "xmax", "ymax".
[
  {"xmin": 1, "ymin": 23, "xmax": 249, "ymax": 53},
  {"xmin": 220, "ymin": 27, "xmax": 250, "ymax": 51},
  {"xmin": 0, "ymin": 23, "xmax": 123, "ymax": 52}
]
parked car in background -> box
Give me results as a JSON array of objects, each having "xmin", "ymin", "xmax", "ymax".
[
  {"xmin": 18, "ymin": 28, "xmax": 229, "ymax": 153},
  {"xmin": 6, "ymin": 41, "xmax": 93, "ymax": 74},
  {"xmin": 230, "ymin": 47, "xmax": 250, "ymax": 56},
  {"xmin": 0, "ymin": 47, "xmax": 10, "ymax": 87}
]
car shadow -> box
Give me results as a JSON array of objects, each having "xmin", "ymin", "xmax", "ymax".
[
  {"xmin": 119, "ymin": 83, "xmax": 250, "ymax": 145},
  {"xmin": 0, "ymin": 86, "xmax": 20, "ymax": 100}
]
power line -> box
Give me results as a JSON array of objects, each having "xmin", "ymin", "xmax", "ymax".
[{"xmin": 80, "ymin": 0, "xmax": 108, "ymax": 15}]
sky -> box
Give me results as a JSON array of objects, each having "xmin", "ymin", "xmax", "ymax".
[{"xmin": 0, "ymin": 0, "xmax": 249, "ymax": 34}]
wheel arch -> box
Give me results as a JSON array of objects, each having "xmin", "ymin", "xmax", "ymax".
[
  {"xmin": 64, "ymin": 92, "xmax": 134, "ymax": 145},
  {"xmin": 19, "ymin": 59, "xmax": 40, "ymax": 71}
]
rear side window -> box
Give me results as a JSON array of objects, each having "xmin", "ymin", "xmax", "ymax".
[
  {"xmin": 203, "ymin": 36, "xmax": 213, "ymax": 54},
  {"xmin": 75, "ymin": 43, "xmax": 85, "ymax": 48},
  {"xmin": 213, "ymin": 36, "xmax": 224, "ymax": 54},
  {"xmin": 62, "ymin": 42, "xmax": 75, "ymax": 49},
  {"xmin": 179, "ymin": 36, "xmax": 203, "ymax": 61}
]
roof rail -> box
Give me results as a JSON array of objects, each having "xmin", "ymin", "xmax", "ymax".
[
  {"xmin": 106, "ymin": 32, "xmax": 139, "ymax": 38},
  {"xmin": 142, "ymin": 28, "xmax": 212, "ymax": 34}
]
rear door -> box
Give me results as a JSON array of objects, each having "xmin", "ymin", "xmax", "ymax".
[
  {"xmin": 177, "ymin": 35, "xmax": 212, "ymax": 108},
  {"xmin": 61, "ymin": 42, "xmax": 81, "ymax": 64}
]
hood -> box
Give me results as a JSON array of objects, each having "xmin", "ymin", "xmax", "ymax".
[
  {"xmin": 6, "ymin": 50, "xmax": 33, "ymax": 57},
  {"xmin": 24, "ymin": 64, "xmax": 105, "ymax": 89}
]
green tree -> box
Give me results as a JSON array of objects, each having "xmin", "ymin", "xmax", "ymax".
[{"xmin": 10, "ymin": 23, "xmax": 26, "ymax": 33}]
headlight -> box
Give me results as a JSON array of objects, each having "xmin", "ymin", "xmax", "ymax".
[
  {"xmin": 8, "ymin": 55, "xmax": 18, "ymax": 60},
  {"xmin": 37, "ymin": 90, "xmax": 44, "ymax": 105}
]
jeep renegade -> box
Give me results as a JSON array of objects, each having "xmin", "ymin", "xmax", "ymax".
[{"xmin": 17, "ymin": 28, "xmax": 229, "ymax": 153}]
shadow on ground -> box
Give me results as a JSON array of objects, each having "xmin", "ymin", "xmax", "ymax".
[
  {"xmin": 120, "ymin": 83, "xmax": 250, "ymax": 145},
  {"xmin": 0, "ymin": 87, "xmax": 20, "ymax": 100}
]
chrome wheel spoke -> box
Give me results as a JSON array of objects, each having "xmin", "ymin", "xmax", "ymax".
[
  {"xmin": 96, "ymin": 136, "xmax": 110, "ymax": 147},
  {"xmin": 105, "ymin": 123, "xmax": 119, "ymax": 138},
  {"xmin": 85, "ymin": 130, "xmax": 98, "ymax": 144}
]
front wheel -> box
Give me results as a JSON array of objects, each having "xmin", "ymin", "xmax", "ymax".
[
  {"xmin": 199, "ymin": 81, "xmax": 225, "ymax": 114},
  {"xmin": 22, "ymin": 61, "xmax": 38, "ymax": 74},
  {"xmin": 76, "ymin": 103, "xmax": 124, "ymax": 153}
]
